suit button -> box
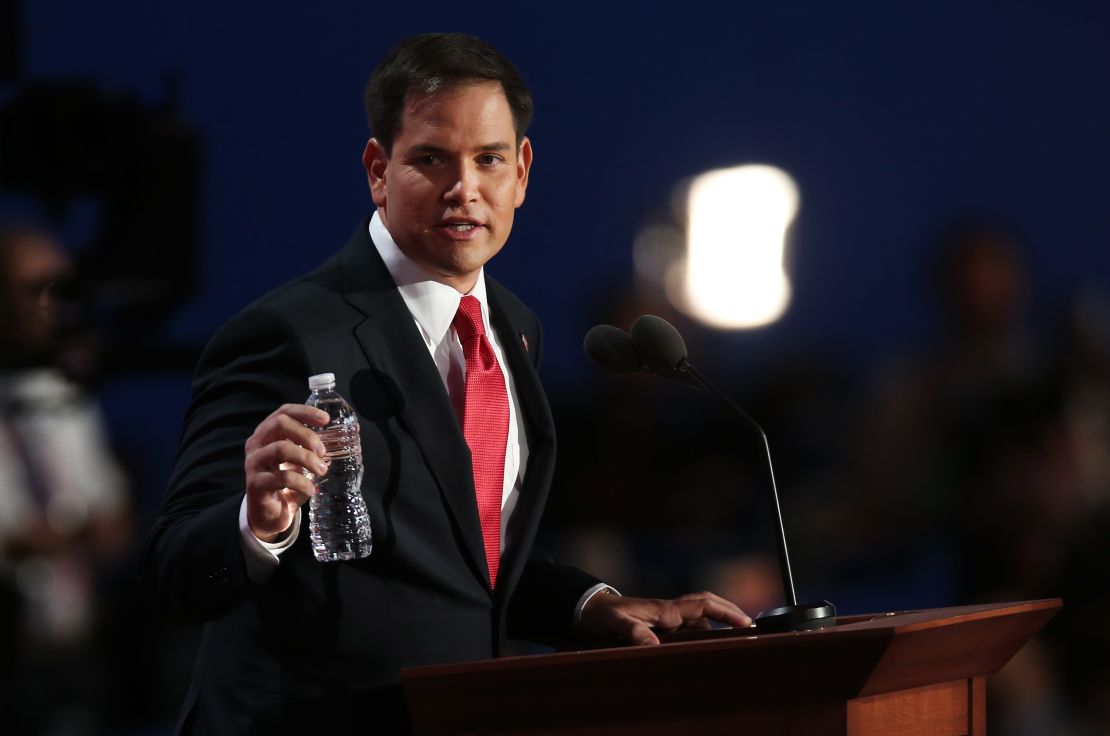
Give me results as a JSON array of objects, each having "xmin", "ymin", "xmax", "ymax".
[{"xmin": 208, "ymin": 567, "xmax": 230, "ymax": 585}]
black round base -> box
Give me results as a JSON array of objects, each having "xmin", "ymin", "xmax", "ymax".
[{"xmin": 754, "ymin": 601, "xmax": 837, "ymax": 633}]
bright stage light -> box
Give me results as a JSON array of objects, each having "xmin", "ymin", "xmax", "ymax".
[{"xmin": 666, "ymin": 164, "xmax": 799, "ymax": 329}]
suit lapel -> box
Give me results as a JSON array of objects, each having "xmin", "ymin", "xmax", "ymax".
[
  {"xmin": 487, "ymin": 283, "xmax": 556, "ymax": 597},
  {"xmin": 339, "ymin": 222, "xmax": 489, "ymax": 591}
]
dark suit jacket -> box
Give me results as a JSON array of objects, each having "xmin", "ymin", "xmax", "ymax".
[{"xmin": 141, "ymin": 218, "xmax": 599, "ymax": 735}]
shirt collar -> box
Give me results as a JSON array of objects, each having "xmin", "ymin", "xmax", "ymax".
[{"xmin": 368, "ymin": 210, "xmax": 491, "ymax": 346}]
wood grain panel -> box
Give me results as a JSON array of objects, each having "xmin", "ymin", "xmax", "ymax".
[{"xmin": 847, "ymin": 679, "xmax": 968, "ymax": 736}]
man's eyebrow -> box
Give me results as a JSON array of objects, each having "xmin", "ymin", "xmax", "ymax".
[
  {"xmin": 406, "ymin": 144, "xmax": 451, "ymax": 156},
  {"xmin": 405, "ymin": 142, "xmax": 514, "ymax": 155}
]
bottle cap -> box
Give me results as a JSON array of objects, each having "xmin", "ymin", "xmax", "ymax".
[{"xmin": 308, "ymin": 373, "xmax": 336, "ymax": 391}]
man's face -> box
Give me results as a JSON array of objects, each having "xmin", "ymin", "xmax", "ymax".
[{"xmin": 363, "ymin": 81, "xmax": 533, "ymax": 293}]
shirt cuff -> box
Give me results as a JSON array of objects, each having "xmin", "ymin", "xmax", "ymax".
[
  {"xmin": 573, "ymin": 583, "xmax": 621, "ymax": 626},
  {"xmin": 238, "ymin": 496, "xmax": 301, "ymax": 582}
]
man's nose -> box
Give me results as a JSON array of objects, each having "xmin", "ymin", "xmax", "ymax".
[{"xmin": 443, "ymin": 163, "xmax": 480, "ymax": 205}]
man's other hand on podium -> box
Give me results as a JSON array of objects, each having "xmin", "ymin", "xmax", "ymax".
[{"xmin": 579, "ymin": 590, "xmax": 751, "ymax": 645}]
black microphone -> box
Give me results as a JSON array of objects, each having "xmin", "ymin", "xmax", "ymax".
[
  {"xmin": 583, "ymin": 324, "xmax": 641, "ymax": 375},
  {"xmin": 622, "ymin": 314, "xmax": 836, "ymax": 634},
  {"xmin": 583, "ymin": 323, "xmax": 701, "ymax": 387},
  {"xmin": 627, "ymin": 314, "xmax": 689, "ymax": 375}
]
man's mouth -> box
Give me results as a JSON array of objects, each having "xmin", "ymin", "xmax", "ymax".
[
  {"xmin": 437, "ymin": 217, "xmax": 485, "ymax": 238},
  {"xmin": 441, "ymin": 215, "xmax": 483, "ymax": 227}
]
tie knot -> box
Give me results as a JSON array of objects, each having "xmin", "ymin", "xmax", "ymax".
[{"xmin": 453, "ymin": 295, "xmax": 485, "ymax": 343}]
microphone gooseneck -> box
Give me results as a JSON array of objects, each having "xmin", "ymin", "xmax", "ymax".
[
  {"xmin": 620, "ymin": 315, "xmax": 836, "ymax": 634},
  {"xmin": 676, "ymin": 360, "xmax": 799, "ymax": 608}
]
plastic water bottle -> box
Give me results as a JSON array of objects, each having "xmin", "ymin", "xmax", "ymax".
[{"xmin": 304, "ymin": 372, "xmax": 372, "ymax": 561}]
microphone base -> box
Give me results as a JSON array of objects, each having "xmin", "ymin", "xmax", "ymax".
[{"xmin": 754, "ymin": 601, "xmax": 837, "ymax": 633}]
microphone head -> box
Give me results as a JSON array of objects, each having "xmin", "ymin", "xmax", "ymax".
[
  {"xmin": 583, "ymin": 324, "xmax": 642, "ymax": 375},
  {"xmin": 630, "ymin": 315, "xmax": 688, "ymax": 374}
]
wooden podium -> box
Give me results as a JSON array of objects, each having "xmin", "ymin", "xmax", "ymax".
[{"xmin": 402, "ymin": 599, "xmax": 1060, "ymax": 735}]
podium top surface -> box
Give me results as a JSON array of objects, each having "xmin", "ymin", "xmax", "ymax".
[
  {"xmin": 402, "ymin": 599, "xmax": 1060, "ymax": 728},
  {"xmin": 408, "ymin": 598, "xmax": 1058, "ymax": 678}
]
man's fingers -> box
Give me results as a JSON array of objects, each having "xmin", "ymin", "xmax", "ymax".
[
  {"xmin": 278, "ymin": 483, "xmax": 315, "ymax": 508},
  {"xmin": 247, "ymin": 466, "xmax": 317, "ymax": 501},
  {"xmin": 682, "ymin": 617, "xmax": 712, "ymax": 630},
  {"xmin": 247, "ymin": 439, "xmax": 329, "ymax": 477},
  {"xmin": 579, "ymin": 592, "xmax": 750, "ymax": 644},
  {"xmin": 677, "ymin": 592, "xmax": 752, "ymax": 627},
  {"xmin": 270, "ymin": 403, "xmax": 331, "ymax": 427},
  {"xmin": 695, "ymin": 600, "xmax": 751, "ymax": 627},
  {"xmin": 650, "ymin": 595, "xmax": 750, "ymax": 631},
  {"xmin": 683, "ymin": 600, "xmax": 751, "ymax": 628},
  {"xmin": 622, "ymin": 618, "xmax": 660, "ymax": 646},
  {"xmin": 247, "ymin": 407, "xmax": 329, "ymax": 455},
  {"xmin": 276, "ymin": 469, "xmax": 317, "ymax": 502}
]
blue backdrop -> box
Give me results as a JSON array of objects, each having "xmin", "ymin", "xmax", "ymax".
[{"xmin": 17, "ymin": 0, "xmax": 1110, "ymax": 386}]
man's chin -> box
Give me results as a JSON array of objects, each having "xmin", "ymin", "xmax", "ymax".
[{"xmin": 444, "ymin": 244, "xmax": 502, "ymax": 272}]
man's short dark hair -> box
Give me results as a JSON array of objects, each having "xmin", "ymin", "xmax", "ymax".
[{"xmin": 364, "ymin": 33, "xmax": 533, "ymax": 154}]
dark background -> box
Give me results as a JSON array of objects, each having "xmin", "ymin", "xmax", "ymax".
[
  {"xmin": 2, "ymin": 1, "xmax": 1109, "ymax": 733},
  {"xmin": 10, "ymin": 1, "xmax": 1109, "ymax": 378}
]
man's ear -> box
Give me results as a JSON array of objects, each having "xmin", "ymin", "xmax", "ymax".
[
  {"xmin": 363, "ymin": 138, "xmax": 389, "ymax": 208},
  {"xmin": 514, "ymin": 136, "xmax": 533, "ymax": 208}
]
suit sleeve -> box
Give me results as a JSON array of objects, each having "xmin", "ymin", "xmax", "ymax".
[
  {"xmin": 140, "ymin": 304, "xmax": 311, "ymax": 621},
  {"xmin": 505, "ymin": 557, "xmax": 602, "ymax": 643}
]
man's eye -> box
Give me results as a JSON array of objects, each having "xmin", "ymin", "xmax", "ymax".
[
  {"xmin": 477, "ymin": 154, "xmax": 502, "ymax": 166},
  {"xmin": 419, "ymin": 155, "xmax": 441, "ymax": 166}
]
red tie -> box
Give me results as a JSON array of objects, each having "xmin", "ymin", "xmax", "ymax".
[{"xmin": 453, "ymin": 295, "xmax": 509, "ymax": 589}]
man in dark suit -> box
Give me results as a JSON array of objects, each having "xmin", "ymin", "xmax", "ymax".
[{"xmin": 142, "ymin": 33, "xmax": 749, "ymax": 735}]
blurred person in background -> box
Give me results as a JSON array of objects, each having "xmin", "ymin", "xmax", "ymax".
[
  {"xmin": 1035, "ymin": 289, "xmax": 1110, "ymax": 735},
  {"xmin": 851, "ymin": 215, "xmax": 1100, "ymax": 735},
  {"xmin": 0, "ymin": 224, "xmax": 132, "ymax": 735},
  {"xmin": 855, "ymin": 216, "xmax": 1043, "ymax": 564}
]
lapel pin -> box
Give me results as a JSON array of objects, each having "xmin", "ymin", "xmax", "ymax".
[{"xmin": 519, "ymin": 331, "xmax": 529, "ymax": 352}]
